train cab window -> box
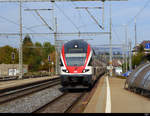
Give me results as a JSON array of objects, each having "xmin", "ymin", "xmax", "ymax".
[{"xmin": 59, "ymin": 58, "xmax": 63, "ymax": 66}]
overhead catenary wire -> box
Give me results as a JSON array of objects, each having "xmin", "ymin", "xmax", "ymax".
[
  {"xmin": 71, "ymin": 2, "xmax": 87, "ymax": 32},
  {"xmin": 54, "ymin": 2, "xmax": 80, "ymax": 32},
  {"xmin": 127, "ymin": 0, "xmax": 150, "ymax": 25},
  {"xmin": 34, "ymin": 10, "xmax": 54, "ymax": 31},
  {"xmin": 1, "ymin": 3, "xmax": 53, "ymax": 33},
  {"xmin": 0, "ymin": 15, "xmax": 35, "ymax": 33},
  {"xmin": 21, "ymin": 4, "xmax": 54, "ymax": 31},
  {"xmin": 112, "ymin": 24, "xmax": 122, "ymax": 43},
  {"xmin": 23, "ymin": 4, "xmax": 44, "ymax": 25},
  {"xmin": 70, "ymin": 2, "xmax": 88, "ymax": 36}
]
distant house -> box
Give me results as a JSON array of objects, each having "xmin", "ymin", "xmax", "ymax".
[
  {"xmin": 132, "ymin": 44, "xmax": 140, "ymax": 55},
  {"xmin": 132, "ymin": 40, "xmax": 150, "ymax": 55},
  {"xmin": 141, "ymin": 40, "xmax": 150, "ymax": 54},
  {"xmin": 112, "ymin": 59, "xmax": 123, "ymax": 67},
  {"xmin": 0, "ymin": 64, "xmax": 28, "ymax": 77}
]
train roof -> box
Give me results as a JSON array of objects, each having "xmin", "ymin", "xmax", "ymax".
[
  {"xmin": 63, "ymin": 39, "xmax": 89, "ymax": 53},
  {"xmin": 64, "ymin": 39, "xmax": 88, "ymax": 47}
]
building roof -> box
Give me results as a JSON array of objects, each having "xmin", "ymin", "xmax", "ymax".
[
  {"xmin": 132, "ymin": 40, "xmax": 150, "ymax": 53},
  {"xmin": 141, "ymin": 40, "xmax": 150, "ymax": 47},
  {"xmin": 112, "ymin": 59, "xmax": 123, "ymax": 67}
]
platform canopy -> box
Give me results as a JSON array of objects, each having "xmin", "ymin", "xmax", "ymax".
[{"xmin": 0, "ymin": 0, "xmax": 127, "ymax": 2}]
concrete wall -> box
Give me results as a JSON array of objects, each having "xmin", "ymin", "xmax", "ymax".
[{"xmin": 0, "ymin": 64, "xmax": 28, "ymax": 76}]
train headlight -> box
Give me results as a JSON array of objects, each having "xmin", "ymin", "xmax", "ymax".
[
  {"xmin": 82, "ymin": 69, "xmax": 89, "ymax": 73},
  {"xmin": 62, "ymin": 69, "xmax": 69, "ymax": 73}
]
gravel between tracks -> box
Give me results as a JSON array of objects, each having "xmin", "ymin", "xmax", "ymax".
[
  {"xmin": 38, "ymin": 93, "xmax": 82, "ymax": 113},
  {"xmin": 0, "ymin": 85, "xmax": 62, "ymax": 113}
]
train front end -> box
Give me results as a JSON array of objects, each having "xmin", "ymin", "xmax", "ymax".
[{"xmin": 60, "ymin": 40, "xmax": 93, "ymax": 87}]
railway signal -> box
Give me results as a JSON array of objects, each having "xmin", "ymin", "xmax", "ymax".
[
  {"xmin": 12, "ymin": 52, "xmax": 15, "ymax": 61},
  {"xmin": 48, "ymin": 55, "xmax": 51, "ymax": 62}
]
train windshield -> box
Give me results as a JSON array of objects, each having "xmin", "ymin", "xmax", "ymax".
[{"xmin": 65, "ymin": 53, "xmax": 86, "ymax": 66}]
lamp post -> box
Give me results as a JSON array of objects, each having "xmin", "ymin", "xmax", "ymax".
[{"xmin": 122, "ymin": 24, "xmax": 128, "ymax": 72}]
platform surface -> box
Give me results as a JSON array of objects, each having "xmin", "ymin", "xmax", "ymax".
[
  {"xmin": 84, "ymin": 76, "xmax": 150, "ymax": 113},
  {"xmin": 0, "ymin": 76, "xmax": 58, "ymax": 90}
]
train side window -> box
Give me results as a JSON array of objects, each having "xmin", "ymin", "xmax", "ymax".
[{"xmin": 59, "ymin": 58, "xmax": 63, "ymax": 66}]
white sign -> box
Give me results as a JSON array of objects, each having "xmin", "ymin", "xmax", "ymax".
[
  {"xmin": 9, "ymin": 69, "xmax": 17, "ymax": 76},
  {"xmin": 107, "ymin": 66, "xmax": 113, "ymax": 70}
]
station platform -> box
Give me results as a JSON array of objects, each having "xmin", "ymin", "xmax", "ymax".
[
  {"xmin": 83, "ymin": 76, "xmax": 150, "ymax": 113},
  {"xmin": 0, "ymin": 75, "xmax": 59, "ymax": 91}
]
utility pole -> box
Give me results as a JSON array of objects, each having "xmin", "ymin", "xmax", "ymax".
[
  {"xmin": 135, "ymin": 18, "xmax": 137, "ymax": 47},
  {"xmin": 19, "ymin": 1, "xmax": 23, "ymax": 79},
  {"xmin": 109, "ymin": 1, "xmax": 112, "ymax": 77},
  {"xmin": 51, "ymin": 1, "xmax": 58, "ymax": 75},
  {"xmin": 123, "ymin": 44, "xmax": 126, "ymax": 72},
  {"xmin": 126, "ymin": 25, "xmax": 128, "ymax": 72},
  {"xmin": 124, "ymin": 24, "xmax": 128, "ymax": 72},
  {"xmin": 102, "ymin": 1, "xmax": 104, "ymax": 29},
  {"xmin": 54, "ymin": 17, "xmax": 58, "ymax": 75},
  {"xmin": 129, "ymin": 40, "xmax": 132, "ymax": 71}
]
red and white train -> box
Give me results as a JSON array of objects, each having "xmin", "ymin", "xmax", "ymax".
[{"xmin": 59, "ymin": 40, "xmax": 106, "ymax": 88}]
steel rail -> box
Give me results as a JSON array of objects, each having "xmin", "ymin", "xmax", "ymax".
[
  {"xmin": 64, "ymin": 92, "xmax": 85, "ymax": 113},
  {"xmin": 0, "ymin": 75, "xmax": 53, "ymax": 81},
  {"xmin": 33, "ymin": 92, "xmax": 85, "ymax": 113},
  {"xmin": 33, "ymin": 93, "xmax": 67, "ymax": 113},
  {"xmin": 0, "ymin": 78, "xmax": 60, "ymax": 104}
]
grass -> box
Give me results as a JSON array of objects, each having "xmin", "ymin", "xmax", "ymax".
[{"xmin": 116, "ymin": 76, "xmax": 127, "ymax": 79}]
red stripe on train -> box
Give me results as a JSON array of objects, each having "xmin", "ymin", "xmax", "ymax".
[{"xmin": 62, "ymin": 45, "xmax": 67, "ymax": 68}]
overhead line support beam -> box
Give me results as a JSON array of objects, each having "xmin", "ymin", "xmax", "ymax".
[
  {"xmin": 0, "ymin": 32, "xmax": 110, "ymax": 36},
  {"xmin": 0, "ymin": 0, "xmax": 128, "ymax": 2}
]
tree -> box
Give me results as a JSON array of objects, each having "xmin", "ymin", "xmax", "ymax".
[
  {"xmin": 23, "ymin": 34, "xmax": 32, "ymax": 45},
  {"xmin": 41, "ymin": 42, "xmax": 55, "ymax": 71},
  {"xmin": 34, "ymin": 42, "xmax": 43, "ymax": 71},
  {"xmin": 23, "ymin": 35, "xmax": 36, "ymax": 71},
  {"xmin": 0, "ymin": 46, "xmax": 19, "ymax": 64},
  {"xmin": 138, "ymin": 44, "xmax": 144, "ymax": 53},
  {"xmin": 0, "ymin": 34, "xmax": 56, "ymax": 73},
  {"xmin": 43, "ymin": 42, "xmax": 55, "ymax": 58},
  {"xmin": 132, "ymin": 52, "xmax": 145, "ymax": 69},
  {"xmin": 22, "ymin": 35, "xmax": 56, "ymax": 72}
]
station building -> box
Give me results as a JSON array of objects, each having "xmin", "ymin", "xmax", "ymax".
[
  {"xmin": 133, "ymin": 40, "xmax": 150, "ymax": 55},
  {"xmin": 0, "ymin": 64, "xmax": 28, "ymax": 77}
]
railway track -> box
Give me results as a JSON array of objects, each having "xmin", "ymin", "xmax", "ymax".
[
  {"xmin": 0, "ymin": 75, "xmax": 50, "ymax": 81},
  {"xmin": 0, "ymin": 78, "xmax": 60, "ymax": 104},
  {"xmin": 33, "ymin": 92, "xmax": 85, "ymax": 113},
  {"xmin": 33, "ymin": 75, "xmax": 105, "ymax": 113},
  {"xmin": 0, "ymin": 74, "xmax": 104, "ymax": 113}
]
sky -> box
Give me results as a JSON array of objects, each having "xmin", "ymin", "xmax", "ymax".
[{"xmin": 0, "ymin": 0, "xmax": 150, "ymax": 49}]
